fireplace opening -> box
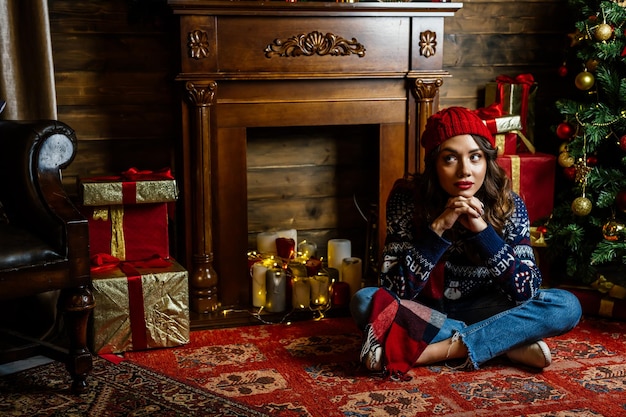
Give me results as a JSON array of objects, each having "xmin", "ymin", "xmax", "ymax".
[{"xmin": 246, "ymin": 124, "xmax": 380, "ymax": 265}]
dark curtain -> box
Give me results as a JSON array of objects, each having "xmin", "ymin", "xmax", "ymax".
[
  {"xmin": 0, "ymin": 0, "xmax": 57, "ymax": 120},
  {"xmin": 0, "ymin": 0, "xmax": 59, "ymax": 338}
]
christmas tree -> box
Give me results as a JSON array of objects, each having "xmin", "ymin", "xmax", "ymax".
[{"xmin": 548, "ymin": 0, "xmax": 626, "ymax": 284}]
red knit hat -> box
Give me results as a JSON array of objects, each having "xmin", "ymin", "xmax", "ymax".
[{"xmin": 421, "ymin": 106, "xmax": 495, "ymax": 155}]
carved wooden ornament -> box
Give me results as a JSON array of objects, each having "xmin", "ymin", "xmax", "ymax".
[
  {"xmin": 265, "ymin": 31, "xmax": 366, "ymax": 58},
  {"xmin": 188, "ymin": 30, "xmax": 210, "ymax": 60},
  {"xmin": 419, "ymin": 30, "xmax": 437, "ymax": 58}
]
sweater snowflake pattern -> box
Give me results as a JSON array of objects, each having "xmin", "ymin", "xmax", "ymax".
[{"xmin": 380, "ymin": 184, "xmax": 541, "ymax": 303}]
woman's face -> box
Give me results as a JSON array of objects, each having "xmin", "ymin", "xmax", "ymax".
[{"xmin": 435, "ymin": 134, "xmax": 487, "ymax": 198}]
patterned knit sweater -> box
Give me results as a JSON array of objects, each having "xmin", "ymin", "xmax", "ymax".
[{"xmin": 380, "ymin": 182, "xmax": 541, "ymax": 304}]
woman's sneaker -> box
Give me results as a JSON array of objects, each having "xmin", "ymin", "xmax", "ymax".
[
  {"xmin": 360, "ymin": 324, "xmax": 383, "ymax": 371},
  {"xmin": 506, "ymin": 340, "xmax": 552, "ymax": 368}
]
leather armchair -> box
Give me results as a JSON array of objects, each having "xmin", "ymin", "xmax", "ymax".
[{"xmin": 0, "ymin": 120, "xmax": 95, "ymax": 394}]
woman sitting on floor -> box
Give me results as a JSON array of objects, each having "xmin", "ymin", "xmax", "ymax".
[{"xmin": 350, "ymin": 106, "xmax": 582, "ymax": 379}]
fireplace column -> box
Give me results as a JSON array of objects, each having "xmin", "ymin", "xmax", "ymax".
[
  {"xmin": 411, "ymin": 77, "xmax": 445, "ymax": 173},
  {"xmin": 184, "ymin": 80, "xmax": 219, "ymax": 313}
]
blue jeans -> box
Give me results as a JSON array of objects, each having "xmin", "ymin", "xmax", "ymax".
[{"xmin": 350, "ymin": 287, "xmax": 582, "ymax": 368}]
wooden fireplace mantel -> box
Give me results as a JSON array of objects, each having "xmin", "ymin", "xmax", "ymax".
[{"xmin": 168, "ymin": 0, "xmax": 462, "ymax": 327}]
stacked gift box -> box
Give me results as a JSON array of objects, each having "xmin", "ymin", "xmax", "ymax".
[
  {"xmin": 477, "ymin": 74, "xmax": 555, "ymax": 283},
  {"xmin": 79, "ymin": 168, "xmax": 190, "ymax": 354},
  {"xmin": 478, "ymin": 73, "xmax": 555, "ymax": 225}
]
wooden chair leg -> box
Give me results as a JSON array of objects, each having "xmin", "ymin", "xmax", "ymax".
[{"xmin": 59, "ymin": 286, "xmax": 96, "ymax": 394}]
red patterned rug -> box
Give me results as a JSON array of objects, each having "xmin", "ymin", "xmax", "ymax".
[
  {"xmin": 0, "ymin": 354, "xmax": 268, "ymax": 416},
  {"xmin": 125, "ymin": 315, "xmax": 626, "ymax": 417}
]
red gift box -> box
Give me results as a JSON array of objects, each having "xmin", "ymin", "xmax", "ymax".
[
  {"xmin": 81, "ymin": 203, "xmax": 170, "ymax": 261},
  {"xmin": 560, "ymin": 286, "xmax": 626, "ymax": 321},
  {"xmin": 497, "ymin": 153, "xmax": 555, "ymax": 224}
]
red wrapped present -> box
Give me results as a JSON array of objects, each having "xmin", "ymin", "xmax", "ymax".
[
  {"xmin": 497, "ymin": 153, "xmax": 555, "ymax": 224},
  {"xmin": 81, "ymin": 203, "xmax": 170, "ymax": 261},
  {"xmin": 485, "ymin": 73, "xmax": 538, "ymax": 143},
  {"xmin": 79, "ymin": 167, "xmax": 178, "ymax": 206},
  {"xmin": 90, "ymin": 256, "xmax": 190, "ymax": 354}
]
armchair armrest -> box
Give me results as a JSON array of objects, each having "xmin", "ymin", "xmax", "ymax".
[{"xmin": 0, "ymin": 120, "xmax": 88, "ymax": 259}]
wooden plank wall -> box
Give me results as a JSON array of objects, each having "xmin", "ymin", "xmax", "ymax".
[
  {"xmin": 50, "ymin": 0, "xmax": 179, "ymax": 186},
  {"xmin": 441, "ymin": 0, "xmax": 573, "ymax": 154},
  {"xmin": 49, "ymin": 0, "xmax": 572, "ymax": 263}
]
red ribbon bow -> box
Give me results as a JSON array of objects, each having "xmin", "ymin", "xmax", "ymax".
[
  {"xmin": 121, "ymin": 167, "xmax": 174, "ymax": 181},
  {"xmin": 473, "ymin": 102, "xmax": 503, "ymax": 120},
  {"xmin": 495, "ymin": 73, "xmax": 535, "ymax": 86}
]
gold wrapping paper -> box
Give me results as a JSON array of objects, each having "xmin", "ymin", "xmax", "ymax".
[
  {"xmin": 91, "ymin": 259, "xmax": 190, "ymax": 354},
  {"xmin": 81, "ymin": 179, "xmax": 178, "ymax": 206}
]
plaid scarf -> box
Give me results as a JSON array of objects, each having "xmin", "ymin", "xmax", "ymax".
[{"xmin": 366, "ymin": 287, "xmax": 446, "ymax": 376}]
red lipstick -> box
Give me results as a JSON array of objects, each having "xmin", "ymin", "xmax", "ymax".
[{"xmin": 455, "ymin": 181, "xmax": 474, "ymax": 190}]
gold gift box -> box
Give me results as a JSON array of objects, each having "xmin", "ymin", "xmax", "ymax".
[
  {"xmin": 80, "ymin": 178, "xmax": 178, "ymax": 206},
  {"xmin": 91, "ymin": 259, "xmax": 190, "ymax": 354}
]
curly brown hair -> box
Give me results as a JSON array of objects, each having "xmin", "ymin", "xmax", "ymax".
[{"xmin": 412, "ymin": 134, "xmax": 513, "ymax": 235}]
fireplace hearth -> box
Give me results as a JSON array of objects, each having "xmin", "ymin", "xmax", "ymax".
[{"xmin": 169, "ymin": 0, "xmax": 463, "ymax": 328}]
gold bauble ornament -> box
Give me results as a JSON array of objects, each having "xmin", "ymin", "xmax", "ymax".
[
  {"xmin": 594, "ymin": 23, "xmax": 613, "ymax": 41},
  {"xmin": 575, "ymin": 71, "xmax": 595, "ymax": 90},
  {"xmin": 558, "ymin": 152, "xmax": 575, "ymax": 167},
  {"xmin": 559, "ymin": 142, "xmax": 569, "ymax": 154},
  {"xmin": 602, "ymin": 219, "xmax": 625, "ymax": 241},
  {"xmin": 572, "ymin": 196, "xmax": 592, "ymax": 216}
]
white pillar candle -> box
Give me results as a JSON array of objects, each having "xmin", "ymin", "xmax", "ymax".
[
  {"xmin": 341, "ymin": 257, "xmax": 363, "ymax": 298},
  {"xmin": 328, "ymin": 239, "xmax": 351, "ymax": 279},
  {"xmin": 257, "ymin": 231, "xmax": 278, "ymax": 254},
  {"xmin": 251, "ymin": 262, "xmax": 268, "ymax": 307},
  {"xmin": 277, "ymin": 229, "xmax": 298, "ymax": 245},
  {"xmin": 292, "ymin": 277, "xmax": 311, "ymax": 309},
  {"xmin": 310, "ymin": 273, "xmax": 330, "ymax": 306}
]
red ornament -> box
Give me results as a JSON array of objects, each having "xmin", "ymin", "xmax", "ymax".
[
  {"xmin": 617, "ymin": 190, "xmax": 626, "ymax": 213},
  {"xmin": 586, "ymin": 155, "xmax": 598, "ymax": 166},
  {"xmin": 536, "ymin": 225, "xmax": 548, "ymax": 234},
  {"xmin": 563, "ymin": 166, "xmax": 577, "ymax": 181},
  {"xmin": 558, "ymin": 65, "xmax": 568, "ymax": 77},
  {"xmin": 556, "ymin": 122, "xmax": 574, "ymax": 140},
  {"xmin": 619, "ymin": 135, "xmax": 626, "ymax": 151}
]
